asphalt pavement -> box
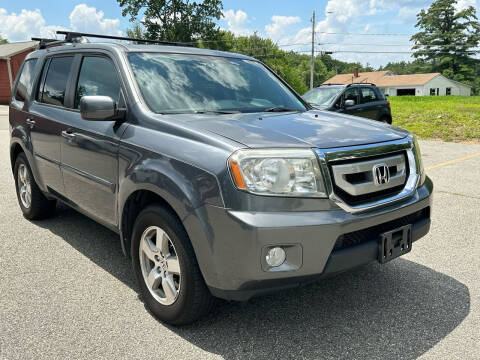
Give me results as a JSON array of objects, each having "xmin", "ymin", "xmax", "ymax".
[{"xmin": 0, "ymin": 118, "xmax": 479, "ymax": 359}]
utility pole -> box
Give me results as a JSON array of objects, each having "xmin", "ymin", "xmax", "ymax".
[{"xmin": 310, "ymin": 10, "xmax": 315, "ymax": 89}]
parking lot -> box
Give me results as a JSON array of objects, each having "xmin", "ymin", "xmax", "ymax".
[{"xmin": 0, "ymin": 107, "xmax": 479, "ymax": 359}]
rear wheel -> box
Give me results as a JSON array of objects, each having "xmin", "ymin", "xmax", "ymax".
[
  {"xmin": 380, "ymin": 116, "xmax": 392, "ymax": 124},
  {"xmin": 131, "ymin": 204, "xmax": 215, "ymax": 325},
  {"xmin": 14, "ymin": 152, "xmax": 56, "ymax": 220}
]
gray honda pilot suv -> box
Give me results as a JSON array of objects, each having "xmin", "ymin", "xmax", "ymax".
[{"xmin": 9, "ymin": 34, "xmax": 432, "ymax": 325}]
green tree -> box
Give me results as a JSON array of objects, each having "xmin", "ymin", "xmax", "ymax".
[
  {"xmin": 0, "ymin": 36, "xmax": 7, "ymax": 44},
  {"xmin": 117, "ymin": 0, "xmax": 223, "ymax": 42},
  {"xmin": 126, "ymin": 22, "xmax": 146, "ymax": 39},
  {"xmin": 411, "ymin": 0, "xmax": 480, "ymax": 83}
]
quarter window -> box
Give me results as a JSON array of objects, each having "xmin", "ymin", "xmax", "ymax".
[
  {"xmin": 75, "ymin": 56, "xmax": 120, "ymax": 109},
  {"xmin": 39, "ymin": 56, "xmax": 74, "ymax": 107},
  {"xmin": 14, "ymin": 59, "xmax": 37, "ymax": 102}
]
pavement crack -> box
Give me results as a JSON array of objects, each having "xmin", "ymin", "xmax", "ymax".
[{"xmin": 436, "ymin": 190, "xmax": 480, "ymax": 200}]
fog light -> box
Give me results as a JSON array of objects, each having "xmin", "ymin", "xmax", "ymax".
[{"xmin": 266, "ymin": 247, "xmax": 286, "ymax": 267}]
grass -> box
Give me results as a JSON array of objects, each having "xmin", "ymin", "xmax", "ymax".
[{"xmin": 389, "ymin": 96, "xmax": 480, "ymax": 142}]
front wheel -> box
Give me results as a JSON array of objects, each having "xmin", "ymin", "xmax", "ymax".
[{"xmin": 131, "ymin": 205, "xmax": 215, "ymax": 325}]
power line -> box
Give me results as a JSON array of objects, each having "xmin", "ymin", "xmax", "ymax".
[{"xmin": 316, "ymin": 31, "xmax": 413, "ymax": 36}]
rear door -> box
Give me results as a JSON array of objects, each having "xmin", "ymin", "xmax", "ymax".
[
  {"xmin": 28, "ymin": 56, "xmax": 76, "ymax": 194},
  {"xmin": 359, "ymin": 87, "xmax": 383, "ymax": 120},
  {"xmin": 60, "ymin": 54, "xmax": 127, "ymax": 227}
]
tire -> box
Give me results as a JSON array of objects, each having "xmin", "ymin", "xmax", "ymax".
[
  {"xmin": 131, "ymin": 204, "xmax": 215, "ymax": 325},
  {"xmin": 380, "ymin": 116, "xmax": 392, "ymax": 124},
  {"xmin": 14, "ymin": 152, "xmax": 56, "ymax": 220}
]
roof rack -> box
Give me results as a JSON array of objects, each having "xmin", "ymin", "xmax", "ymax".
[
  {"xmin": 319, "ymin": 83, "xmax": 346, "ymax": 86},
  {"xmin": 346, "ymin": 82, "xmax": 377, "ymax": 87},
  {"xmin": 31, "ymin": 37, "xmax": 67, "ymax": 49},
  {"xmin": 56, "ymin": 31, "xmax": 192, "ymax": 47}
]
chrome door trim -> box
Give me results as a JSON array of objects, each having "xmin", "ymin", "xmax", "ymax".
[{"xmin": 315, "ymin": 137, "xmax": 419, "ymax": 214}]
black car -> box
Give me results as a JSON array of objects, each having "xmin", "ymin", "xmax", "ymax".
[{"xmin": 303, "ymin": 83, "xmax": 392, "ymax": 124}]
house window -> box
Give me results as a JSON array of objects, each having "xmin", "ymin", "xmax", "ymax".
[
  {"xmin": 430, "ymin": 88, "xmax": 436, "ymax": 96},
  {"xmin": 446, "ymin": 87, "xmax": 451, "ymax": 95},
  {"xmin": 437, "ymin": 88, "xmax": 439, "ymax": 96}
]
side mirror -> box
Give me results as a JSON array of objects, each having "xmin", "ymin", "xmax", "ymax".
[
  {"xmin": 344, "ymin": 99, "xmax": 355, "ymax": 107},
  {"xmin": 80, "ymin": 96, "xmax": 124, "ymax": 121}
]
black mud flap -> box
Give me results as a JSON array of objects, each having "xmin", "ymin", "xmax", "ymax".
[{"xmin": 378, "ymin": 224, "xmax": 412, "ymax": 264}]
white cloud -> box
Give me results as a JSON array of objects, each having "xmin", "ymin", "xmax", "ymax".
[
  {"xmin": 223, "ymin": 9, "xmax": 253, "ymax": 36},
  {"xmin": 265, "ymin": 16, "xmax": 301, "ymax": 42},
  {"xmin": 0, "ymin": 4, "xmax": 121, "ymax": 42},
  {"xmin": 69, "ymin": 4, "xmax": 121, "ymax": 36}
]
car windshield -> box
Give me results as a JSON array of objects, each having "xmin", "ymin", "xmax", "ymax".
[
  {"xmin": 127, "ymin": 53, "xmax": 307, "ymax": 114},
  {"xmin": 302, "ymin": 87, "xmax": 343, "ymax": 106}
]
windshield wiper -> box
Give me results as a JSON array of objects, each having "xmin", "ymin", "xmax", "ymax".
[
  {"xmin": 192, "ymin": 110, "xmax": 240, "ymax": 114},
  {"xmin": 160, "ymin": 110, "xmax": 240, "ymax": 115},
  {"xmin": 264, "ymin": 107, "xmax": 300, "ymax": 113}
]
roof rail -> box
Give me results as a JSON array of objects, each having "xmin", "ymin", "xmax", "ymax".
[
  {"xmin": 319, "ymin": 83, "xmax": 346, "ymax": 86},
  {"xmin": 346, "ymin": 82, "xmax": 377, "ymax": 87},
  {"xmin": 56, "ymin": 31, "xmax": 192, "ymax": 47},
  {"xmin": 31, "ymin": 37, "xmax": 67, "ymax": 49}
]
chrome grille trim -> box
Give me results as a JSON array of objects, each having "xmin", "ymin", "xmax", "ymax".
[
  {"xmin": 314, "ymin": 137, "xmax": 419, "ymax": 214},
  {"xmin": 331, "ymin": 154, "xmax": 406, "ymax": 196}
]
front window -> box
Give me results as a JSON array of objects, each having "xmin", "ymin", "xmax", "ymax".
[
  {"xmin": 127, "ymin": 53, "xmax": 306, "ymax": 114},
  {"xmin": 302, "ymin": 87, "xmax": 343, "ymax": 106}
]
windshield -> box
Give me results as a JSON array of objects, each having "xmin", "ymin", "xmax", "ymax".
[
  {"xmin": 128, "ymin": 53, "xmax": 307, "ymax": 114},
  {"xmin": 302, "ymin": 87, "xmax": 343, "ymax": 106}
]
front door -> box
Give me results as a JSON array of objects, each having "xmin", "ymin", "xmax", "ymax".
[
  {"xmin": 339, "ymin": 87, "xmax": 368, "ymax": 118},
  {"xmin": 60, "ymin": 55, "xmax": 126, "ymax": 227}
]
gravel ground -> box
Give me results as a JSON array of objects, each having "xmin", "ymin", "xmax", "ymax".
[{"xmin": 0, "ymin": 128, "xmax": 479, "ymax": 359}]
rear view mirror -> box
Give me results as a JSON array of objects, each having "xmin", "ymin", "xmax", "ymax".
[
  {"xmin": 344, "ymin": 99, "xmax": 355, "ymax": 107},
  {"xmin": 80, "ymin": 96, "xmax": 124, "ymax": 121}
]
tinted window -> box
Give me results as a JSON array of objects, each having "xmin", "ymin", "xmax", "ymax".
[
  {"xmin": 128, "ymin": 53, "xmax": 306, "ymax": 114},
  {"xmin": 14, "ymin": 59, "xmax": 37, "ymax": 102},
  {"xmin": 75, "ymin": 56, "xmax": 120, "ymax": 108},
  {"xmin": 40, "ymin": 56, "xmax": 74, "ymax": 107},
  {"xmin": 343, "ymin": 88, "xmax": 360, "ymax": 105},
  {"xmin": 360, "ymin": 87, "xmax": 378, "ymax": 103}
]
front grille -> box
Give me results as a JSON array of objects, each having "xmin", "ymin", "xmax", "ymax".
[
  {"xmin": 328, "ymin": 151, "xmax": 409, "ymax": 206},
  {"xmin": 334, "ymin": 207, "xmax": 430, "ymax": 251}
]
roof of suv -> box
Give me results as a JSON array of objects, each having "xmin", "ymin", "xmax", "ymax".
[{"xmin": 30, "ymin": 41, "xmax": 254, "ymax": 60}]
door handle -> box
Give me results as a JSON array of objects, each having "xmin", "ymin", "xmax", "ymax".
[
  {"xmin": 26, "ymin": 118, "xmax": 35, "ymax": 128},
  {"xmin": 61, "ymin": 130, "xmax": 76, "ymax": 140}
]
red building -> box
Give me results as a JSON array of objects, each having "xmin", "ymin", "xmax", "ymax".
[{"xmin": 0, "ymin": 41, "xmax": 38, "ymax": 104}]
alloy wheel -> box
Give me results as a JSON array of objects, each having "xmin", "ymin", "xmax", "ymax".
[{"xmin": 139, "ymin": 226, "xmax": 181, "ymax": 305}]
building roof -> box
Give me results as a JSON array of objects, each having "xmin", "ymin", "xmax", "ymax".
[
  {"xmin": 324, "ymin": 70, "xmax": 443, "ymax": 87},
  {"xmin": 0, "ymin": 41, "xmax": 38, "ymax": 59}
]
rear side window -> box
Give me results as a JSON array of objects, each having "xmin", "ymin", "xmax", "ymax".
[
  {"xmin": 360, "ymin": 87, "xmax": 379, "ymax": 103},
  {"xmin": 39, "ymin": 56, "xmax": 74, "ymax": 107},
  {"xmin": 14, "ymin": 59, "xmax": 37, "ymax": 102},
  {"xmin": 74, "ymin": 56, "xmax": 120, "ymax": 109}
]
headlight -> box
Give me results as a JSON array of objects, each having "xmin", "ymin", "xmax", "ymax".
[
  {"xmin": 411, "ymin": 135, "xmax": 426, "ymax": 185},
  {"xmin": 228, "ymin": 149, "xmax": 327, "ymax": 197}
]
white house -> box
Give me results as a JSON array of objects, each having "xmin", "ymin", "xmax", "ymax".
[{"xmin": 324, "ymin": 70, "xmax": 472, "ymax": 96}]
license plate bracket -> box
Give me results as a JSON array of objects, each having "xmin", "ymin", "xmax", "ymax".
[{"xmin": 378, "ymin": 224, "xmax": 412, "ymax": 264}]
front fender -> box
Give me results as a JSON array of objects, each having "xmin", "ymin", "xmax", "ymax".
[{"xmin": 117, "ymin": 145, "xmax": 225, "ymax": 267}]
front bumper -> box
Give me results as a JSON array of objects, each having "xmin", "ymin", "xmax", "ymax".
[{"xmin": 183, "ymin": 177, "xmax": 433, "ymax": 301}]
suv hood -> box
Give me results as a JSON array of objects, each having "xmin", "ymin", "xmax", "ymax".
[{"xmin": 175, "ymin": 110, "xmax": 409, "ymax": 149}]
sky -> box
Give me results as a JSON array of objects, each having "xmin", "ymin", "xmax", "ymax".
[{"xmin": 0, "ymin": 0, "xmax": 479, "ymax": 67}]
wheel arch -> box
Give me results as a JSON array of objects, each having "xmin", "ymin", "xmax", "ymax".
[{"xmin": 120, "ymin": 188, "xmax": 186, "ymax": 257}]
